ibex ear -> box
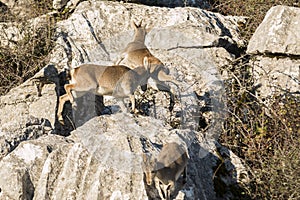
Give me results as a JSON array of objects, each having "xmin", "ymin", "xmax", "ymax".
[
  {"xmin": 138, "ymin": 19, "xmax": 143, "ymax": 27},
  {"xmin": 131, "ymin": 20, "xmax": 138, "ymax": 30},
  {"xmin": 143, "ymin": 57, "xmax": 150, "ymax": 71},
  {"xmin": 145, "ymin": 24, "xmax": 153, "ymax": 33}
]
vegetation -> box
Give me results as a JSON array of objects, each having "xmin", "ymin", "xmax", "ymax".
[
  {"xmin": 0, "ymin": 0, "xmax": 299, "ymax": 199},
  {"xmin": 209, "ymin": 1, "xmax": 300, "ymax": 199},
  {"xmin": 208, "ymin": 0, "xmax": 300, "ymax": 41},
  {"xmin": 220, "ymin": 55, "xmax": 299, "ymax": 199},
  {"xmin": 0, "ymin": 0, "xmax": 54, "ymax": 95}
]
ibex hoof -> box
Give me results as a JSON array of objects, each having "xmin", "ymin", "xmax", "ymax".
[
  {"xmin": 72, "ymin": 102, "xmax": 78, "ymax": 109},
  {"xmin": 58, "ymin": 117, "xmax": 65, "ymax": 125},
  {"xmin": 130, "ymin": 108, "xmax": 139, "ymax": 114}
]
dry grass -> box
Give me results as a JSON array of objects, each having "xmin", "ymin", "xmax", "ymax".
[
  {"xmin": 208, "ymin": 0, "xmax": 300, "ymax": 41},
  {"xmin": 207, "ymin": 1, "xmax": 300, "ymax": 199},
  {"xmin": 220, "ymin": 55, "xmax": 300, "ymax": 199},
  {"xmin": 0, "ymin": 1, "xmax": 54, "ymax": 95}
]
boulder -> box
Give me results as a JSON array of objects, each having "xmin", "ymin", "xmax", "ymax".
[
  {"xmin": 247, "ymin": 5, "xmax": 300, "ymax": 56},
  {"xmin": 247, "ymin": 5, "xmax": 300, "ymax": 98},
  {"xmin": 251, "ymin": 56, "xmax": 300, "ymax": 98},
  {"xmin": 0, "ymin": 114, "xmax": 249, "ymax": 199}
]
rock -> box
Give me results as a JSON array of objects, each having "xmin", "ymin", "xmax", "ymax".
[
  {"xmin": 53, "ymin": 0, "xmax": 69, "ymax": 9},
  {"xmin": 53, "ymin": 0, "xmax": 82, "ymax": 11},
  {"xmin": 247, "ymin": 5, "xmax": 300, "ymax": 56},
  {"xmin": 247, "ymin": 5, "xmax": 300, "ymax": 98},
  {"xmin": 0, "ymin": 1, "xmax": 250, "ymax": 199},
  {"xmin": 0, "ymin": 134, "xmax": 71, "ymax": 199},
  {"xmin": 0, "ymin": 115, "xmax": 52, "ymax": 160},
  {"xmin": 52, "ymin": 0, "xmax": 245, "ymax": 70},
  {"xmin": 0, "ymin": 22, "xmax": 23, "ymax": 48},
  {"xmin": 42, "ymin": 0, "xmax": 244, "ymax": 131},
  {"xmin": 0, "ymin": 114, "xmax": 249, "ymax": 199},
  {"xmin": 0, "ymin": 12, "xmax": 56, "ymax": 48},
  {"xmin": 251, "ymin": 56, "xmax": 300, "ymax": 98}
]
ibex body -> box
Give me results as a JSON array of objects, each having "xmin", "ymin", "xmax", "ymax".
[
  {"xmin": 116, "ymin": 20, "xmax": 178, "ymax": 110},
  {"xmin": 57, "ymin": 57, "xmax": 177, "ymax": 124},
  {"xmin": 116, "ymin": 20, "xmax": 153, "ymax": 68},
  {"xmin": 143, "ymin": 142, "xmax": 189, "ymax": 200}
]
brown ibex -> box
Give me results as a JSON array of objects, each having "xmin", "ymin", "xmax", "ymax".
[
  {"xmin": 57, "ymin": 57, "xmax": 178, "ymax": 124},
  {"xmin": 143, "ymin": 142, "xmax": 189, "ymax": 200},
  {"xmin": 116, "ymin": 20, "xmax": 178, "ymax": 111}
]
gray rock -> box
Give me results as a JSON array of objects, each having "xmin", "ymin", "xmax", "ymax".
[
  {"xmin": 251, "ymin": 56, "xmax": 300, "ymax": 98},
  {"xmin": 0, "ymin": 115, "xmax": 52, "ymax": 160},
  {"xmin": 52, "ymin": 0, "xmax": 245, "ymax": 70},
  {"xmin": 0, "ymin": 12, "xmax": 56, "ymax": 48},
  {"xmin": 46, "ymin": 0, "xmax": 242, "ymax": 131},
  {"xmin": 53, "ymin": 0, "xmax": 82, "ymax": 11},
  {"xmin": 0, "ymin": 1, "xmax": 250, "ymax": 199},
  {"xmin": 247, "ymin": 5, "xmax": 300, "ymax": 98},
  {"xmin": 247, "ymin": 5, "xmax": 300, "ymax": 56},
  {"xmin": 0, "ymin": 114, "xmax": 249, "ymax": 199}
]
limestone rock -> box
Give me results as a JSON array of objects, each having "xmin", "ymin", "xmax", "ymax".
[
  {"xmin": 0, "ymin": 114, "xmax": 249, "ymax": 199},
  {"xmin": 247, "ymin": 5, "xmax": 300, "ymax": 98},
  {"xmin": 0, "ymin": 12, "xmax": 56, "ymax": 48},
  {"xmin": 53, "ymin": 0, "xmax": 82, "ymax": 11},
  {"xmin": 52, "ymin": 0, "xmax": 245, "ymax": 71},
  {"xmin": 247, "ymin": 5, "xmax": 300, "ymax": 56},
  {"xmin": 0, "ymin": 115, "xmax": 52, "ymax": 160},
  {"xmin": 251, "ymin": 56, "xmax": 300, "ymax": 98},
  {"xmin": 0, "ymin": 1, "xmax": 250, "ymax": 199},
  {"xmin": 46, "ymin": 0, "xmax": 243, "ymax": 131}
]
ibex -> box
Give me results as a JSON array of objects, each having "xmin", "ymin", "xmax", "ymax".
[
  {"xmin": 143, "ymin": 142, "xmax": 189, "ymax": 200},
  {"xmin": 116, "ymin": 20, "xmax": 177, "ymax": 111},
  {"xmin": 57, "ymin": 57, "xmax": 178, "ymax": 124}
]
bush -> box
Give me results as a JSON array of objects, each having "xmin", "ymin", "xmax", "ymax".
[
  {"xmin": 208, "ymin": 0, "xmax": 300, "ymax": 41},
  {"xmin": 0, "ymin": 1, "xmax": 54, "ymax": 95},
  {"xmin": 220, "ymin": 55, "xmax": 300, "ymax": 199},
  {"xmin": 208, "ymin": 1, "xmax": 300, "ymax": 198}
]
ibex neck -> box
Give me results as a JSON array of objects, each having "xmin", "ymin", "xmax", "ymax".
[{"xmin": 133, "ymin": 32, "xmax": 146, "ymax": 43}]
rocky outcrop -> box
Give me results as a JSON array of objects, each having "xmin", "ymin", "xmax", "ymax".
[
  {"xmin": 0, "ymin": 114, "xmax": 249, "ymax": 200},
  {"xmin": 247, "ymin": 5, "xmax": 300, "ymax": 98},
  {"xmin": 51, "ymin": 0, "xmax": 209, "ymax": 10},
  {"xmin": 0, "ymin": 0, "xmax": 246, "ymax": 132},
  {"xmin": 247, "ymin": 6, "xmax": 300, "ymax": 56},
  {"xmin": 0, "ymin": 1, "xmax": 250, "ymax": 199}
]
